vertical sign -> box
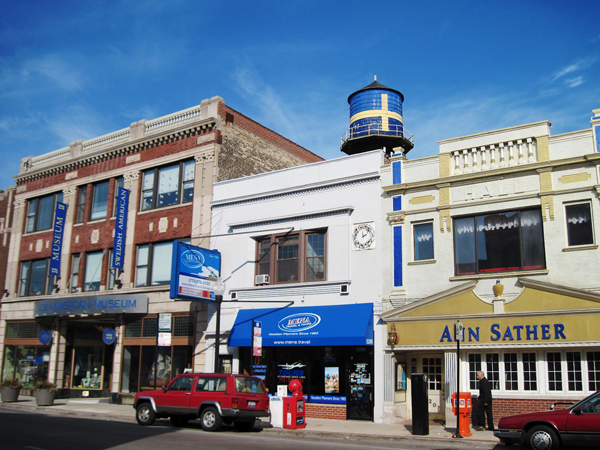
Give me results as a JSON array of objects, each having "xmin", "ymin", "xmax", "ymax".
[
  {"xmin": 112, "ymin": 187, "xmax": 130, "ymax": 269},
  {"xmin": 253, "ymin": 321, "xmax": 262, "ymax": 356},
  {"xmin": 49, "ymin": 202, "xmax": 68, "ymax": 276},
  {"xmin": 158, "ymin": 313, "xmax": 172, "ymax": 347}
]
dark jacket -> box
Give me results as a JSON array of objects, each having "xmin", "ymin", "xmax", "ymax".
[{"xmin": 479, "ymin": 377, "xmax": 492, "ymax": 404}]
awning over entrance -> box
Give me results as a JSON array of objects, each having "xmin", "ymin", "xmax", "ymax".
[{"xmin": 229, "ymin": 303, "xmax": 374, "ymax": 347}]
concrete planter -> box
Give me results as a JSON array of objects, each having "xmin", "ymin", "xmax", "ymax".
[
  {"xmin": 35, "ymin": 389, "xmax": 56, "ymax": 406},
  {"xmin": 1, "ymin": 387, "xmax": 21, "ymax": 403}
]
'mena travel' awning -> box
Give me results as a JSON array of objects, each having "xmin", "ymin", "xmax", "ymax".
[{"xmin": 228, "ymin": 303, "xmax": 374, "ymax": 347}]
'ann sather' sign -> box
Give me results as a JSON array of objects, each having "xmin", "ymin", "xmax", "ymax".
[{"xmin": 112, "ymin": 187, "xmax": 130, "ymax": 270}]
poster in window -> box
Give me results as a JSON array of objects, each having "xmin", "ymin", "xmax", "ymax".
[{"xmin": 324, "ymin": 367, "xmax": 339, "ymax": 394}]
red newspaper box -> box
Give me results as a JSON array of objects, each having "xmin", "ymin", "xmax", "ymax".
[
  {"xmin": 283, "ymin": 379, "xmax": 306, "ymax": 429},
  {"xmin": 452, "ymin": 392, "xmax": 472, "ymax": 437}
]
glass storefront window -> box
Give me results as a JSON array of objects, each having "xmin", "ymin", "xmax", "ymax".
[
  {"xmin": 72, "ymin": 346, "xmax": 104, "ymax": 389},
  {"xmin": 2, "ymin": 345, "xmax": 49, "ymax": 386}
]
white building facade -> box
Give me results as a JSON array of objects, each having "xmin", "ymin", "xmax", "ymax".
[
  {"xmin": 209, "ymin": 150, "xmax": 387, "ymax": 421},
  {"xmin": 380, "ymin": 108, "xmax": 600, "ymax": 425}
]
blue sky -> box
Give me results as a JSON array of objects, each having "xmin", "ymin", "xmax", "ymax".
[{"xmin": 1, "ymin": 1, "xmax": 599, "ymax": 189}]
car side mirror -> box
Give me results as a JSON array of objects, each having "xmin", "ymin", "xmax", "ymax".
[
  {"xmin": 572, "ymin": 406, "xmax": 582, "ymax": 415},
  {"xmin": 162, "ymin": 385, "xmax": 168, "ymax": 393}
]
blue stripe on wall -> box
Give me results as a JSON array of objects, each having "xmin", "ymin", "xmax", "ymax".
[
  {"xmin": 393, "ymin": 226, "xmax": 403, "ymax": 287},
  {"xmin": 393, "ymin": 196, "xmax": 402, "ymax": 211},
  {"xmin": 595, "ymin": 125, "xmax": 600, "ymax": 153},
  {"xmin": 392, "ymin": 160, "xmax": 401, "ymax": 184}
]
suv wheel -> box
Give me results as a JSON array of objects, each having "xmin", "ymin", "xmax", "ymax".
[
  {"xmin": 136, "ymin": 403, "xmax": 156, "ymax": 426},
  {"xmin": 200, "ymin": 406, "xmax": 222, "ymax": 432},
  {"xmin": 170, "ymin": 416, "xmax": 190, "ymax": 427},
  {"xmin": 234, "ymin": 419, "xmax": 255, "ymax": 432}
]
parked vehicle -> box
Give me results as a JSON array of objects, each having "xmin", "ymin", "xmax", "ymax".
[
  {"xmin": 494, "ymin": 390, "xmax": 600, "ymax": 449},
  {"xmin": 133, "ymin": 373, "xmax": 270, "ymax": 431}
]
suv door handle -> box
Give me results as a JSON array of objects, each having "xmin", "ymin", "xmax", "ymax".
[{"xmin": 185, "ymin": 392, "xmax": 191, "ymax": 395}]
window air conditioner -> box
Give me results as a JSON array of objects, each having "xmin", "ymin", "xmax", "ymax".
[{"xmin": 255, "ymin": 274, "xmax": 270, "ymax": 285}]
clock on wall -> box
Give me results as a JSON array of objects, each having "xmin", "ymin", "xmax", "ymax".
[{"xmin": 352, "ymin": 222, "xmax": 375, "ymax": 250}]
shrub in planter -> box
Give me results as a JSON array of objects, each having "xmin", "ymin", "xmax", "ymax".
[
  {"xmin": 34, "ymin": 380, "xmax": 58, "ymax": 406},
  {"xmin": 1, "ymin": 378, "xmax": 22, "ymax": 403}
]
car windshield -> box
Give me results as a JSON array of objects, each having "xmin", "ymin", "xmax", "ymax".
[{"xmin": 234, "ymin": 376, "xmax": 265, "ymax": 394}]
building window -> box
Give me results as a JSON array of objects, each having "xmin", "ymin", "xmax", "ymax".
[
  {"xmin": 504, "ymin": 353, "xmax": 518, "ymax": 390},
  {"xmin": 84, "ymin": 251, "xmax": 103, "ymax": 292},
  {"xmin": 468, "ymin": 353, "xmax": 481, "ymax": 390},
  {"xmin": 19, "ymin": 259, "xmax": 54, "ymax": 296},
  {"xmin": 414, "ymin": 222, "xmax": 433, "ymax": 261},
  {"xmin": 567, "ymin": 352, "xmax": 583, "ymax": 391},
  {"xmin": 90, "ymin": 180, "xmax": 110, "ymax": 221},
  {"xmin": 453, "ymin": 208, "xmax": 545, "ymax": 275},
  {"xmin": 256, "ymin": 230, "xmax": 326, "ymax": 284},
  {"xmin": 75, "ymin": 187, "xmax": 87, "ymax": 224},
  {"xmin": 547, "ymin": 352, "xmax": 563, "ymax": 391},
  {"xmin": 136, "ymin": 240, "xmax": 188, "ymax": 287},
  {"xmin": 566, "ymin": 203, "xmax": 593, "ymax": 246},
  {"xmin": 587, "ymin": 352, "xmax": 600, "ymax": 391},
  {"xmin": 141, "ymin": 160, "xmax": 195, "ymax": 211},
  {"xmin": 523, "ymin": 352, "xmax": 537, "ymax": 391},
  {"xmin": 112, "ymin": 177, "xmax": 124, "ymax": 217},
  {"xmin": 70, "ymin": 254, "xmax": 81, "ymax": 292},
  {"xmin": 26, "ymin": 192, "xmax": 64, "ymax": 233},
  {"xmin": 107, "ymin": 249, "xmax": 117, "ymax": 290}
]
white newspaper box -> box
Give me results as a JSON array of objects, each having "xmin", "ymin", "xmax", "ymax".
[{"xmin": 270, "ymin": 396, "xmax": 283, "ymax": 428}]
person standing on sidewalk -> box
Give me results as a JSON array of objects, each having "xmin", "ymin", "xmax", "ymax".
[{"xmin": 475, "ymin": 370, "xmax": 494, "ymax": 431}]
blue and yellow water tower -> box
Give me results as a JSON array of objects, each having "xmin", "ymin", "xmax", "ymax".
[{"xmin": 341, "ymin": 76, "xmax": 413, "ymax": 156}]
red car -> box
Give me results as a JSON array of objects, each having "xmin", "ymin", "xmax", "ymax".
[
  {"xmin": 133, "ymin": 373, "xmax": 270, "ymax": 431},
  {"xmin": 494, "ymin": 390, "xmax": 600, "ymax": 449}
]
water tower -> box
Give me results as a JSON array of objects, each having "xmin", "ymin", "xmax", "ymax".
[{"xmin": 341, "ymin": 76, "xmax": 413, "ymax": 157}]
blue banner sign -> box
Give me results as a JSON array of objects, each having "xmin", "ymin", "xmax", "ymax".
[
  {"xmin": 112, "ymin": 187, "xmax": 130, "ymax": 269},
  {"xmin": 49, "ymin": 202, "xmax": 68, "ymax": 276},
  {"xmin": 34, "ymin": 294, "xmax": 148, "ymax": 317},
  {"xmin": 169, "ymin": 241, "xmax": 221, "ymax": 302},
  {"xmin": 309, "ymin": 395, "xmax": 346, "ymax": 404}
]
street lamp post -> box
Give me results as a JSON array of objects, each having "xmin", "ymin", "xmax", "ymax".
[
  {"xmin": 214, "ymin": 278, "xmax": 225, "ymax": 374},
  {"xmin": 453, "ymin": 320, "xmax": 464, "ymax": 439}
]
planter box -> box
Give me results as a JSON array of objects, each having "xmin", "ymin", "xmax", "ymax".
[
  {"xmin": 35, "ymin": 390, "xmax": 56, "ymax": 406},
  {"xmin": 1, "ymin": 387, "xmax": 21, "ymax": 403}
]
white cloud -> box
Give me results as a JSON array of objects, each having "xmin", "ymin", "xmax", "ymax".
[
  {"xmin": 565, "ymin": 76, "xmax": 584, "ymax": 88},
  {"xmin": 550, "ymin": 57, "xmax": 595, "ymax": 84}
]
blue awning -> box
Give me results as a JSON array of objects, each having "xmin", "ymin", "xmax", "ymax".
[{"xmin": 228, "ymin": 303, "xmax": 374, "ymax": 347}]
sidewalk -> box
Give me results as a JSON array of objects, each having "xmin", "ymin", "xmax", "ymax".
[{"xmin": 0, "ymin": 396, "xmax": 498, "ymax": 445}]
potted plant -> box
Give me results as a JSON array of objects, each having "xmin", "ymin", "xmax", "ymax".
[
  {"xmin": 1, "ymin": 378, "xmax": 22, "ymax": 403},
  {"xmin": 34, "ymin": 379, "xmax": 58, "ymax": 406}
]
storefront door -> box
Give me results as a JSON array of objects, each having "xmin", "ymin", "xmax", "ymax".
[
  {"xmin": 346, "ymin": 350, "xmax": 374, "ymax": 420},
  {"xmin": 420, "ymin": 355, "xmax": 444, "ymax": 420}
]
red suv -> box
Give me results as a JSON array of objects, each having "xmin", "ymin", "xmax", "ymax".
[{"xmin": 133, "ymin": 373, "xmax": 270, "ymax": 431}]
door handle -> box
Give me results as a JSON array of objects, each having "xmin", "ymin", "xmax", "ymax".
[{"xmin": 185, "ymin": 392, "xmax": 191, "ymax": 395}]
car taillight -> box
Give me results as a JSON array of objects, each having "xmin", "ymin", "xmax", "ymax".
[{"xmin": 232, "ymin": 397, "xmax": 239, "ymax": 409}]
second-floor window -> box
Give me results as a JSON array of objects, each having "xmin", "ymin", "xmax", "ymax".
[
  {"xmin": 566, "ymin": 202, "xmax": 594, "ymax": 246},
  {"xmin": 90, "ymin": 180, "xmax": 110, "ymax": 221},
  {"xmin": 26, "ymin": 192, "xmax": 63, "ymax": 233},
  {"xmin": 84, "ymin": 251, "xmax": 104, "ymax": 292},
  {"xmin": 19, "ymin": 259, "xmax": 57, "ymax": 296},
  {"xmin": 141, "ymin": 160, "xmax": 195, "ymax": 211},
  {"xmin": 135, "ymin": 239, "xmax": 189, "ymax": 287},
  {"xmin": 414, "ymin": 222, "xmax": 434, "ymax": 261},
  {"xmin": 453, "ymin": 208, "xmax": 545, "ymax": 275},
  {"xmin": 256, "ymin": 230, "xmax": 326, "ymax": 284}
]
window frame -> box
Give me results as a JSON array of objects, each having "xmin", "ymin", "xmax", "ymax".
[
  {"xmin": 413, "ymin": 221, "xmax": 434, "ymax": 261},
  {"xmin": 112, "ymin": 176, "xmax": 125, "ymax": 217},
  {"xmin": 83, "ymin": 251, "xmax": 104, "ymax": 292},
  {"xmin": 25, "ymin": 192, "xmax": 64, "ymax": 233},
  {"xmin": 75, "ymin": 186, "xmax": 87, "ymax": 224},
  {"xmin": 135, "ymin": 239, "xmax": 189, "ymax": 287},
  {"xmin": 18, "ymin": 259, "xmax": 57, "ymax": 297},
  {"xmin": 452, "ymin": 207, "xmax": 546, "ymax": 275},
  {"xmin": 140, "ymin": 160, "xmax": 195, "ymax": 211},
  {"xmin": 89, "ymin": 180, "xmax": 110, "ymax": 221},
  {"xmin": 255, "ymin": 229, "xmax": 327, "ymax": 284},
  {"xmin": 565, "ymin": 201, "xmax": 594, "ymax": 247}
]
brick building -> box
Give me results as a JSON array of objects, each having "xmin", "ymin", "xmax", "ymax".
[
  {"xmin": 0, "ymin": 96, "xmax": 322, "ymax": 401},
  {"xmin": 0, "ymin": 187, "xmax": 16, "ymax": 313}
]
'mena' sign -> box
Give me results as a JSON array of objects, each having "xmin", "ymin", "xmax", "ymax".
[{"xmin": 169, "ymin": 241, "xmax": 221, "ymax": 302}]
